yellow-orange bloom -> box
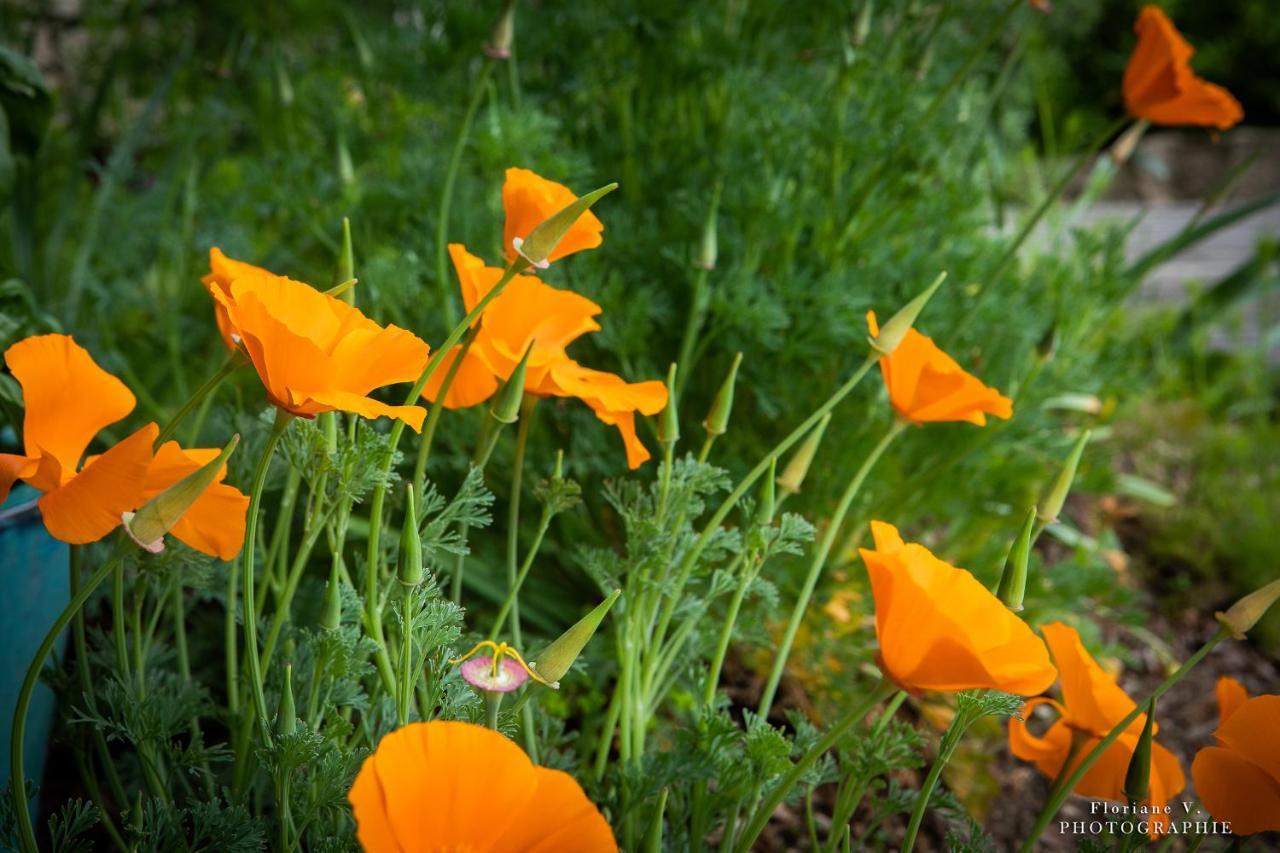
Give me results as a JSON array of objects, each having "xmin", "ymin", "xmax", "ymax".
[
  {"xmin": 348, "ymin": 720, "xmax": 616, "ymax": 852},
  {"xmin": 208, "ymin": 261, "xmax": 431, "ymax": 430},
  {"xmin": 424, "ymin": 245, "xmax": 666, "ymax": 468},
  {"xmin": 858, "ymin": 521, "xmax": 1056, "ymax": 695},
  {"xmin": 866, "ymin": 312, "xmax": 1012, "ymax": 425},
  {"xmin": 1123, "ymin": 6, "xmax": 1242, "ymax": 131},
  {"xmin": 202, "ymin": 247, "xmax": 278, "ymax": 350},
  {"xmin": 0, "ymin": 334, "xmax": 248, "ymax": 555},
  {"xmin": 1009, "ymin": 622, "xmax": 1185, "ymax": 833},
  {"xmin": 503, "ymin": 168, "xmax": 604, "ymax": 266},
  {"xmin": 1192, "ymin": 683, "xmax": 1280, "ymax": 835}
]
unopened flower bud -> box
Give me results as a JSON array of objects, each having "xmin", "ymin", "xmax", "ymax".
[
  {"xmin": 778, "ymin": 413, "xmax": 831, "ymax": 496},
  {"xmin": 1216, "ymin": 577, "xmax": 1280, "ymax": 640},
  {"xmin": 1123, "ymin": 698, "xmax": 1156, "ymax": 805},
  {"xmin": 757, "ymin": 457, "xmax": 777, "ymax": 527},
  {"xmin": 397, "ymin": 484, "xmax": 423, "ymax": 587},
  {"xmin": 320, "ymin": 559, "xmax": 343, "ymax": 631},
  {"xmin": 868, "ymin": 271, "xmax": 946, "ymax": 356},
  {"xmin": 529, "ymin": 590, "xmax": 621, "ymax": 687},
  {"xmin": 696, "ymin": 182, "xmax": 720, "ymax": 271},
  {"xmin": 489, "ymin": 343, "xmax": 533, "ymax": 424},
  {"xmin": 996, "ymin": 506, "xmax": 1037, "ymax": 611},
  {"xmin": 513, "ymin": 182, "xmax": 617, "ymax": 269},
  {"xmin": 484, "ymin": 0, "xmax": 517, "ymax": 59},
  {"xmin": 124, "ymin": 434, "xmax": 240, "ymax": 553},
  {"xmin": 656, "ymin": 363, "xmax": 679, "ymax": 447},
  {"xmin": 336, "ymin": 132, "xmax": 355, "ymax": 192},
  {"xmin": 703, "ymin": 352, "xmax": 743, "ymax": 438},
  {"xmin": 852, "ymin": 1, "xmax": 874, "ymax": 46},
  {"xmin": 276, "ymin": 663, "xmax": 297, "ymax": 737},
  {"xmin": 1037, "ymin": 429, "xmax": 1091, "ymax": 525}
]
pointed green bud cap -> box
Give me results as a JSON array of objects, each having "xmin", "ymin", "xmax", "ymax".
[
  {"xmin": 696, "ymin": 182, "xmax": 721, "ymax": 270},
  {"xmin": 778, "ymin": 413, "xmax": 831, "ymax": 496},
  {"xmin": 336, "ymin": 132, "xmax": 355, "ymax": 191},
  {"xmin": 757, "ymin": 457, "xmax": 777, "ymax": 526},
  {"xmin": 868, "ymin": 271, "xmax": 946, "ymax": 356},
  {"xmin": 656, "ymin": 363, "xmax": 679, "ymax": 447},
  {"xmin": 276, "ymin": 663, "xmax": 297, "ymax": 737},
  {"xmin": 996, "ymin": 507, "xmax": 1037, "ymax": 611},
  {"xmin": 484, "ymin": 0, "xmax": 517, "ymax": 59},
  {"xmin": 1216, "ymin": 576, "xmax": 1280, "ymax": 640},
  {"xmin": 529, "ymin": 590, "xmax": 621, "ymax": 687},
  {"xmin": 513, "ymin": 182, "xmax": 618, "ymax": 269},
  {"xmin": 320, "ymin": 560, "xmax": 343, "ymax": 631},
  {"xmin": 397, "ymin": 484, "xmax": 423, "ymax": 587},
  {"xmin": 703, "ymin": 352, "xmax": 743, "ymax": 437},
  {"xmin": 124, "ymin": 434, "xmax": 240, "ymax": 553},
  {"xmin": 1038, "ymin": 429, "xmax": 1091, "ymax": 525},
  {"xmin": 1123, "ymin": 698, "xmax": 1156, "ymax": 805},
  {"xmin": 852, "ymin": 0, "xmax": 874, "ymax": 46},
  {"xmin": 490, "ymin": 343, "xmax": 533, "ymax": 424}
]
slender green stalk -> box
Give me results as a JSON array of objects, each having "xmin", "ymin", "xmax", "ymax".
[
  {"xmin": 10, "ymin": 554, "xmax": 125, "ymax": 853},
  {"xmin": 155, "ymin": 353, "xmax": 242, "ymax": 445},
  {"xmin": 824, "ymin": 691, "xmax": 908, "ymax": 852},
  {"xmin": 900, "ymin": 696, "xmax": 983, "ymax": 852},
  {"xmin": 1019, "ymin": 628, "xmax": 1230, "ymax": 852},
  {"xmin": 505, "ymin": 399, "xmax": 536, "ymax": 649},
  {"xmin": 259, "ymin": 502, "xmax": 342, "ymax": 675},
  {"xmin": 757, "ymin": 419, "xmax": 905, "ymax": 719},
  {"xmin": 489, "ymin": 501, "xmax": 552, "ymax": 641},
  {"xmin": 702, "ymin": 551, "xmax": 752, "ymax": 707},
  {"xmin": 736, "ymin": 678, "xmax": 898, "ymax": 853},
  {"xmin": 239, "ymin": 410, "xmax": 293, "ymax": 751},
  {"xmin": 226, "ymin": 555, "xmax": 240, "ymax": 714},
  {"xmin": 434, "ymin": 59, "xmax": 496, "ymax": 321},
  {"xmin": 397, "ymin": 582, "xmax": 415, "ymax": 726},
  {"xmin": 412, "ymin": 325, "xmax": 479, "ymax": 491},
  {"xmin": 675, "ymin": 265, "xmax": 712, "ymax": 398}
]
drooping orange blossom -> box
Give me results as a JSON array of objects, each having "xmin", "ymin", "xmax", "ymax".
[
  {"xmin": 1008, "ymin": 621, "xmax": 1185, "ymax": 833},
  {"xmin": 0, "ymin": 334, "xmax": 247, "ymax": 554},
  {"xmin": 858, "ymin": 520, "xmax": 1057, "ymax": 696},
  {"xmin": 348, "ymin": 720, "xmax": 617, "ymax": 853},
  {"xmin": 1191, "ymin": 680, "xmax": 1280, "ymax": 835},
  {"xmin": 1122, "ymin": 5, "xmax": 1242, "ymax": 131},
  {"xmin": 206, "ymin": 258, "xmax": 432, "ymax": 430},
  {"xmin": 866, "ymin": 311, "xmax": 1012, "ymax": 426},
  {"xmin": 423, "ymin": 244, "xmax": 666, "ymax": 468}
]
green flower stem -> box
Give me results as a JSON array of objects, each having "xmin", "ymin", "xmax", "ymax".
[
  {"xmin": 397, "ymin": 581, "xmax": 415, "ymax": 726},
  {"xmin": 412, "ymin": 325, "xmax": 480, "ymax": 492},
  {"xmin": 435, "ymin": 58, "xmax": 496, "ymax": 322},
  {"xmin": 171, "ymin": 571, "xmax": 216, "ymax": 797},
  {"xmin": 675, "ymin": 265, "xmax": 712, "ymax": 399},
  {"xmin": 1019, "ymin": 627, "xmax": 1231, "ymax": 853},
  {"xmin": 484, "ymin": 691, "xmax": 502, "ymax": 730},
  {"xmin": 900, "ymin": 694, "xmax": 986, "ymax": 852},
  {"xmin": 489, "ymin": 497, "xmax": 552, "ymax": 641},
  {"xmin": 503, "ymin": 397, "xmax": 536, "ymax": 649},
  {"xmin": 10, "ymin": 553, "xmax": 126, "ymax": 853},
  {"xmin": 823, "ymin": 691, "xmax": 908, "ymax": 853},
  {"xmin": 257, "ymin": 465, "xmax": 302, "ymax": 617},
  {"xmin": 239, "ymin": 409, "xmax": 293, "ymax": 751},
  {"xmin": 651, "ymin": 354, "xmax": 878, "ymax": 662},
  {"xmin": 226, "ymin": 556, "xmax": 241, "ymax": 714},
  {"xmin": 702, "ymin": 551, "xmax": 752, "ymax": 708},
  {"xmin": 735, "ymin": 677, "xmax": 896, "ymax": 853},
  {"xmin": 259, "ymin": 499, "xmax": 343, "ymax": 675},
  {"xmin": 757, "ymin": 418, "xmax": 906, "ymax": 719},
  {"xmin": 365, "ymin": 258, "xmax": 528, "ymax": 678},
  {"xmin": 154, "ymin": 352, "xmax": 242, "ymax": 446}
]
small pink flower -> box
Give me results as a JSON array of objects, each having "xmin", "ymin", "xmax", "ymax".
[{"xmin": 459, "ymin": 656, "xmax": 529, "ymax": 693}]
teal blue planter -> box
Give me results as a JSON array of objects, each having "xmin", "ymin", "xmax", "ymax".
[{"xmin": 0, "ymin": 484, "xmax": 69, "ymax": 815}]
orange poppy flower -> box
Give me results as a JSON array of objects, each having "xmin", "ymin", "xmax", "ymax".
[
  {"xmin": 202, "ymin": 247, "xmax": 279, "ymax": 350},
  {"xmin": 858, "ymin": 521, "xmax": 1056, "ymax": 696},
  {"xmin": 1, "ymin": 335, "xmax": 248, "ymax": 555},
  {"xmin": 348, "ymin": 720, "xmax": 616, "ymax": 852},
  {"xmin": 866, "ymin": 311, "xmax": 1012, "ymax": 425},
  {"xmin": 503, "ymin": 168, "xmax": 604, "ymax": 266},
  {"xmin": 423, "ymin": 245, "xmax": 666, "ymax": 468},
  {"xmin": 1191, "ymin": 687, "xmax": 1280, "ymax": 835},
  {"xmin": 208, "ymin": 265, "xmax": 431, "ymax": 430},
  {"xmin": 1123, "ymin": 6, "xmax": 1243, "ymax": 131},
  {"xmin": 1009, "ymin": 622, "xmax": 1185, "ymax": 833}
]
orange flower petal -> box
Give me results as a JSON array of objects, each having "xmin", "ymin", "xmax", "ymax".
[
  {"xmin": 449, "ymin": 243, "xmax": 509, "ymax": 315},
  {"xmin": 859, "ymin": 521, "xmax": 1056, "ymax": 695},
  {"xmin": 493, "ymin": 767, "xmax": 618, "ymax": 853},
  {"xmin": 1192, "ymin": 744, "xmax": 1280, "ymax": 836},
  {"xmin": 540, "ymin": 360, "xmax": 668, "ymax": 469},
  {"xmin": 301, "ymin": 389, "xmax": 426, "ymax": 432},
  {"xmin": 471, "ymin": 275, "xmax": 602, "ymax": 380},
  {"xmin": 141, "ymin": 442, "xmax": 249, "ymax": 559},
  {"xmin": 1008, "ymin": 698, "xmax": 1072, "ymax": 772},
  {"xmin": 1122, "ymin": 6, "xmax": 1242, "ymax": 130},
  {"xmin": 1040, "ymin": 622, "xmax": 1144, "ymax": 736},
  {"xmin": 37, "ymin": 423, "xmax": 157, "ymax": 544},
  {"xmin": 422, "ymin": 345, "xmax": 502, "ymax": 409},
  {"xmin": 0, "ymin": 453, "xmax": 38, "ymax": 506},
  {"xmin": 203, "ymin": 248, "xmax": 279, "ymax": 350},
  {"xmin": 4, "ymin": 334, "xmax": 136, "ymax": 489},
  {"xmin": 1214, "ymin": 675, "xmax": 1248, "ymax": 725},
  {"xmin": 1212, "ymin": 694, "xmax": 1280, "ymax": 783},
  {"xmin": 502, "ymin": 168, "xmax": 604, "ymax": 264}
]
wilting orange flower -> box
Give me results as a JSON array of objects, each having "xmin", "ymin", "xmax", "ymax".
[
  {"xmin": 1192, "ymin": 684, "xmax": 1280, "ymax": 835},
  {"xmin": 208, "ymin": 259, "xmax": 431, "ymax": 430},
  {"xmin": 348, "ymin": 720, "xmax": 616, "ymax": 852},
  {"xmin": 1009, "ymin": 622, "xmax": 1185, "ymax": 833},
  {"xmin": 424, "ymin": 245, "xmax": 666, "ymax": 468},
  {"xmin": 503, "ymin": 167, "xmax": 604, "ymax": 266},
  {"xmin": 0, "ymin": 334, "xmax": 247, "ymax": 555},
  {"xmin": 1123, "ymin": 6, "xmax": 1243, "ymax": 131},
  {"xmin": 858, "ymin": 521, "xmax": 1056, "ymax": 695},
  {"xmin": 866, "ymin": 312, "xmax": 1012, "ymax": 425}
]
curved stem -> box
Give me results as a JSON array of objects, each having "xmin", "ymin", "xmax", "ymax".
[
  {"xmin": 10, "ymin": 555, "xmax": 124, "ymax": 853},
  {"xmin": 154, "ymin": 353, "xmax": 242, "ymax": 446},
  {"xmin": 504, "ymin": 399, "xmax": 535, "ymax": 649},
  {"xmin": 735, "ymin": 677, "xmax": 897, "ymax": 853},
  {"xmin": 702, "ymin": 551, "xmax": 751, "ymax": 708},
  {"xmin": 900, "ymin": 696, "xmax": 978, "ymax": 852},
  {"xmin": 397, "ymin": 582, "xmax": 415, "ymax": 726},
  {"xmin": 240, "ymin": 409, "xmax": 293, "ymax": 749},
  {"xmin": 412, "ymin": 326, "xmax": 479, "ymax": 493},
  {"xmin": 1019, "ymin": 628, "xmax": 1229, "ymax": 852},
  {"xmin": 757, "ymin": 419, "xmax": 905, "ymax": 719}
]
